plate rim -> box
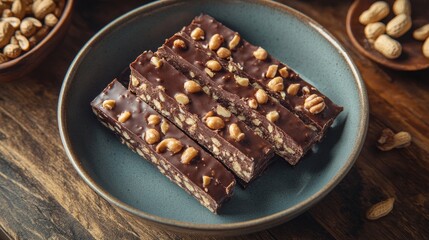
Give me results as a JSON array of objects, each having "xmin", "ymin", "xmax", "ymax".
[{"xmin": 58, "ymin": 0, "xmax": 369, "ymax": 234}]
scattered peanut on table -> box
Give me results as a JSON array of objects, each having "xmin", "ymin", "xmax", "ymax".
[{"xmin": 0, "ymin": 0, "xmax": 65, "ymax": 64}]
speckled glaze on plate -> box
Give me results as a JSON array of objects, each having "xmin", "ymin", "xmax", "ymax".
[{"xmin": 58, "ymin": 0, "xmax": 368, "ymax": 235}]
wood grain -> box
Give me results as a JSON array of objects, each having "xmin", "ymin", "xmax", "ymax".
[{"xmin": 0, "ymin": 0, "xmax": 428, "ymax": 239}]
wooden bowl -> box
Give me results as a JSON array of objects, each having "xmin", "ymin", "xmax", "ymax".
[
  {"xmin": 0, "ymin": 0, "xmax": 74, "ymax": 82},
  {"xmin": 346, "ymin": 0, "xmax": 429, "ymax": 71}
]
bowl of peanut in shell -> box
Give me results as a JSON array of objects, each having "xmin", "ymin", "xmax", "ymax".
[{"xmin": 0, "ymin": 0, "xmax": 74, "ymax": 82}]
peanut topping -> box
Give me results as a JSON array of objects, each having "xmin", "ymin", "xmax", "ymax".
[
  {"xmin": 202, "ymin": 111, "xmax": 214, "ymax": 122},
  {"xmin": 206, "ymin": 60, "xmax": 222, "ymax": 72},
  {"xmin": 255, "ymin": 89, "xmax": 268, "ymax": 104},
  {"xmin": 102, "ymin": 100, "xmax": 116, "ymax": 110},
  {"xmin": 279, "ymin": 67, "xmax": 289, "ymax": 78},
  {"xmin": 217, "ymin": 47, "xmax": 231, "ymax": 59},
  {"xmin": 216, "ymin": 105, "xmax": 231, "ymax": 118},
  {"xmin": 265, "ymin": 65, "xmax": 278, "ymax": 78},
  {"xmin": 202, "ymin": 176, "xmax": 211, "ymax": 187},
  {"xmin": 160, "ymin": 120, "xmax": 169, "ymax": 134},
  {"xmin": 191, "ymin": 27, "xmax": 205, "ymax": 40},
  {"xmin": 180, "ymin": 147, "xmax": 198, "ymax": 164},
  {"xmin": 156, "ymin": 138, "xmax": 183, "ymax": 154},
  {"xmin": 173, "ymin": 39, "xmax": 186, "ymax": 49},
  {"xmin": 150, "ymin": 56, "xmax": 163, "ymax": 68},
  {"xmin": 184, "ymin": 80, "xmax": 202, "ymax": 93},
  {"xmin": 267, "ymin": 77, "xmax": 284, "ymax": 92},
  {"xmin": 229, "ymin": 123, "xmax": 245, "ymax": 142},
  {"xmin": 118, "ymin": 111, "xmax": 131, "ymax": 123},
  {"xmin": 174, "ymin": 93, "xmax": 190, "ymax": 105},
  {"xmin": 287, "ymin": 83, "xmax": 300, "ymax": 96},
  {"xmin": 144, "ymin": 129, "xmax": 161, "ymax": 145},
  {"xmin": 206, "ymin": 116, "xmax": 225, "ymax": 130},
  {"xmin": 209, "ymin": 33, "xmax": 223, "ymax": 51},
  {"xmin": 266, "ymin": 111, "xmax": 279, "ymax": 123},
  {"xmin": 147, "ymin": 114, "xmax": 161, "ymax": 125},
  {"xmin": 131, "ymin": 75, "xmax": 139, "ymax": 87},
  {"xmin": 304, "ymin": 94, "xmax": 325, "ymax": 114},
  {"xmin": 253, "ymin": 47, "xmax": 268, "ymax": 60},
  {"xmin": 229, "ymin": 33, "xmax": 241, "ymax": 50},
  {"xmin": 234, "ymin": 75, "xmax": 249, "ymax": 87},
  {"xmin": 248, "ymin": 98, "xmax": 258, "ymax": 109}
]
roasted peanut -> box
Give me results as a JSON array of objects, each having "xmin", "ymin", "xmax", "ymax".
[
  {"xmin": 278, "ymin": 66, "xmax": 289, "ymax": 78},
  {"xmin": 191, "ymin": 27, "xmax": 205, "ymax": 40},
  {"xmin": 267, "ymin": 77, "xmax": 284, "ymax": 92},
  {"xmin": 2, "ymin": 9, "xmax": 13, "ymax": 18},
  {"xmin": 20, "ymin": 18, "xmax": 36, "ymax": 37},
  {"xmin": 413, "ymin": 24, "xmax": 429, "ymax": 41},
  {"xmin": 144, "ymin": 129, "xmax": 161, "ymax": 145},
  {"xmin": 209, "ymin": 33, "xmax": 223, "ymax": 51},
  {"xmin": 206, "ymin": 60, "xmax": 222, "ymax": 71},
  {"xmin": 234, "ymin": 75, "xmax": 249, "ymax": 87},
  {"xmin": 265, "ymin": 65, "xmax": 278, "ymax": 78},
  {"xmin": 118, "ymin": 111, "xmax": 131, "ymax": 123},
  {"xmin": 180, "ymin": 147, "xmax": 198, "ymax": 164},
  {"xmin": 3, "ymin": 43, "xmax": 21, "ymax": 58},
  {"xmin": 423, "ymin": 37, "xmax": 429, "ymax": 58},
  {"xmin": 184, "ymin": 80, "xmax": 202, "ymax": 93},
  {"xmin": 0, "ymin": 22, "xmax": 14, "ymax": 48},
  {"xmin": 150, "ymin": 56, "xmax": 163, "ymax": 68},
  {"xmin": 374, "ymin": 34, "xmax": 402, "ymax": 59},
  {"xmin": 386, "ymin": 14, "xmax": 412, "ymax": 38},
  {"xmin": 366, "ymin": 198, "xmax": 395, "ymax": 220},
  {"xmin": 131, "ymin": 76, "xmax": 139, "ymax": 87},
  {"xmin": 364, "ymin": 22, "xmax": 386, "ymax": 42},
  {"xmin": 255, "ymin": 89, "xmax": 268, "ymax": 104},
  {"xmin": 377, "ymin": 128, "xmax": 412, "ymax": 151},
  {"xmin": 2, "ymin": 17, "xmax": 21, "ymax": 29},
  {"xmin": 32, "ymin": 0, "xmax": 56, "ymax": 19},
  {"xmin": 173, "ymin": 39, "xmax": 186, "ymax": 49},
  {"xmin": 206, "ymin": 116, "xmax": 225, "ymax": 130},
  {"xmin": 11, "ymin": 0, "xmax": 25, "ymax": 19},
  {"xmin": 147, "ymin": 114, "xmax": 161, "ymax": 125},
  {"xmin": 160, "ymin": 120, "xmax": 169, "ymax": 134},
  {"xmin": 229, "ymin": 33, "xmax": 240, "ymax": 50},
  {"xmin": 202, "ymin": 111, "xmax": 214, "ymax": 122},
  {"xmin": 174, "ymin": 93, "xmax": 190, "ymax": 105},
  {"xmin": 266, "ymin": 111, "xmax": 279, "ymax": 123},
  {"xmin": 253, "ymin": 47, "xmax": 267, "ymax": 60},
  {"xmin": 216, "ymin": 105, "xmax": 231, "ymax": 118},
  {"xmin": 44, "ymin": 13, "xmax": 58, "ymax": 27},
  {"xmin": 304, "ymin": 94, "xmax": 325, "ymax": 114},
  {"xmin": 217, "ymin": 47, "xmax": 231, "ymax": 59},
  {"xmin": 229, "ymin": 123, "xmax": 245, "ymax": 142},
  {"xmin": 24, "ymin": 17, "xmax": 42, "ymax": 28},
  {"xmin": 156, "ymin": 138, "xmax": 183, "ymax": 154},
  {"xmin": 202, "ymin": 176, "xmax": 211, "ymax": 187},
  {"xmin": 287, "ymin": 83, "xmax": 300, "ymax": 96},
  {"xmin": 359, "ymin": 1, "xmax": 390, "ymax": 25},
  {"xmin": 393, "ymin": 0, "xmax": 411, "ymax": 16},
  {"xmin": 248, "ymin": 98, "xmax": 258, "ymax": 109},
  {"xmin": 102, "ymin": 100, "xmax": 115, "ymax": 110}
]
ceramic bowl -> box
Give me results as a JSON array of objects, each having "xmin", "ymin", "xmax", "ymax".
[
  {"xmin": 58, "ymin": 0, "xmax": 368, "ymax": 235},
  {"xmin": 0, "ymin": 0, "xmax": 74, "ymax": 82}
]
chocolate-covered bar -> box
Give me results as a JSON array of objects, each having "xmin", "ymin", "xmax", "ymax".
[
  {"xmin": 182, "ymin": 14, "xmax": 343, "ymax": 133},
  {"xmin": 157, "ymin": 34, "xmax": 319, "ymax": 164},
  {"xmin": 130, "ymin": 51, "xmax": 274, "ymax": 182},
  {"xmin": 91, "ymin": 79, "xmax": 236, "ymax": 213}
]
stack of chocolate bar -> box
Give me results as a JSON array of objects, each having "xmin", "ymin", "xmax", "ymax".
[{"xmin": 91, "ymin": 14, "xmax": 343, "ymax": 213}]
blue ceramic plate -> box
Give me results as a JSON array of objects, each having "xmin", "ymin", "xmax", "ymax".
[{"xmin": 58, "ymin": 0, "xmax": 368, "ymax": 235}]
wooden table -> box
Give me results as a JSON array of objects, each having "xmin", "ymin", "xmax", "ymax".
[{"xmin": 1, "ymin": 0, "xmax": 428, "ymax": 239}]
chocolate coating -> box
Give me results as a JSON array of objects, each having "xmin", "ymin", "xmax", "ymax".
[
  {"xmin": 130, "ymin": 51, "xmax": 274, "ymax": 182},
  {"xmin": 182, "ymin": 14, "xmax": 343, "ymax": 132},
  {"xmin": 91, "ymin": 80, "xmax": 235, "ymax": 209}
]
